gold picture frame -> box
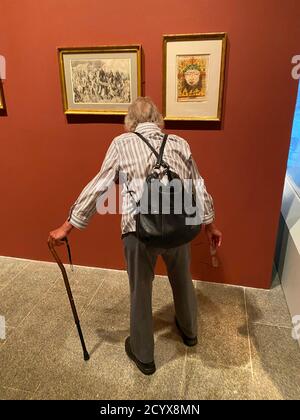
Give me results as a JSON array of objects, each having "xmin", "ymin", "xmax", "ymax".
[
  {"xmin": 163, "ymin": 33, "xmax": 227, "ymax": 121},
  {"xmin": 0, "ymin": 79, "xmax": 5, "ymax": 110},
  {"xmin": 58, "ymin": 45, "xmax": 142, "ymax": 115}
]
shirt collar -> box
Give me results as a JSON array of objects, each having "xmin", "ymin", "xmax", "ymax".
[{"xmin": 135, "ymin": 122, "xmax": 162, "ymax": 135}]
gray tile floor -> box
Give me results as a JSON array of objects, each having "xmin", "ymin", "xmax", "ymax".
[{"xmin": 0, "ymin": 256, "xmax": 299, "ymax": 400}]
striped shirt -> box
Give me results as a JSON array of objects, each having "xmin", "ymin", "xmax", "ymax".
[{"xmin": 68, "ymin": 122, "xmax": 215, "ymax": 233}]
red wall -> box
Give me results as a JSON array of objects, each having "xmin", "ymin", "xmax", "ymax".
[{"xmin": 1, "ymin": 0, "xmax": 299, "ymax": 288}]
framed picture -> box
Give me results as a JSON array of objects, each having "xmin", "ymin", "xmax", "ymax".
[
  {"xmin": 0, "ymin": 79, "xmax": 5, "ymax": 110},
  {"xmin": 58, "ymin": 45, "xmax": 142, "ymax": 115},
  {"xmin": 163, "ymin": 33, "xmax": 227, "ymax": 121}
]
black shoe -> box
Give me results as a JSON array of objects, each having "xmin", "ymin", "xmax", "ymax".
[
  {"xmin": 175, "ymin": 318, "xmax": 198, "ymax": 347},
  {"xmin": 125, "ymin": 337, "xmax": 156, "ymax": 375}
]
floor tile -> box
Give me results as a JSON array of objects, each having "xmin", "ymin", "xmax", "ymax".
[
  {"xmin": 0, "ymin": 259, "xmax": 298, "ymax": 400},
  {"xmin": 0, "ymin": 262, "xmax": 59, "ymax": 328},
  {"xmin": 152, "ymin": 275, "xmax": 174, "ymax": 309},
  {"xmin": 0, "ymin": 386, "xmax": 32, "ymax": 400},
  {"xmin": 78, "ymin": 273, "xmax": 131, "ymax": 350},
  {"xmin": 33, "ymin": 336, "xmax": 186, "ymax": 400},
  {"xmin": 249, "ymin": 323, "xmax": 300, "ymax": 400},
  {"xmin": 0, "ymin": 257, "xmax": 30, "ymax": 290},
  {"xmin": 187, "ymin": 282, "xmax": 249, "ymax": 369},
  {"xmin": 246, "ymin": 282, "xmax": 292, "ymax": 327},
  {"xmin": 183, "ymin": 358, "xmax": 253, "ymax": 400},
  {"xmin": 0, "ymin": 288, "xmax": 88, "ymax": 392},
  {"xmin": 52, "ymin": 265, "xmax": 107, "ymax": 299}
]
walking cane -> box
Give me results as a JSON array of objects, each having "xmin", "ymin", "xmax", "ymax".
[{"xmin": 47, "ymin": 237, "xmax": 90, "ymax": 361}]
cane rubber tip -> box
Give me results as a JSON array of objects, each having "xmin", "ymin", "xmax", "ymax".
[{"xmin": 84, "ymin": 353, "xmax": 90, "ymax": 361}]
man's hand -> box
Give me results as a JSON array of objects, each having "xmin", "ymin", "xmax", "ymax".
[
  {"xmin": 205, "ymin": 223, "xmax": 222, "ymax": 249},
  {"xmin": 48, "ymin": 221, "xmax": 73, "ymax": 247}
]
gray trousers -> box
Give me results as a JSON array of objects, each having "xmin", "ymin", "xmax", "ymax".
[{"xmin": 123, "ymin": 233, "xmax": 198, "ymax": 363}]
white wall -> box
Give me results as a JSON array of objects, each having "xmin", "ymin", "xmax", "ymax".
[{"xmin": 276, "ymin": 177, "xmax": 300, "ymax": 347}]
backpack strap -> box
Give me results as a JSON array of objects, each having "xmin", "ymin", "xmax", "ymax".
[
  {"xmin": 134, "ymin": 132, "xmax": 169, "ymax": 168},
  {"xmin": 156, "ymin": 134, "xmax": 169, "ymax": 169},
  {"xmin": 134, "ymin": 132, "xmax": 159, "ymax": 159}
]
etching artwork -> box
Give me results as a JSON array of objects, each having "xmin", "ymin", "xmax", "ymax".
[{"xmin": 71, "ymin": 58, "xmax": 131, "ymax": 104}]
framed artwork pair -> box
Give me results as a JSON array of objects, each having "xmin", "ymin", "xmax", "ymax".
[{"xmin": 58, "ymin": 32, "xmax": 227, "ymax": 121}]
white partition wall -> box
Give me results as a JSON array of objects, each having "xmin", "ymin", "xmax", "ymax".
[{"xmin": 276, "ymin": 177, "xmax": 300, "ymax": 347}]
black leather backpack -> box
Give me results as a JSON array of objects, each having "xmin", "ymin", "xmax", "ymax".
[{"xmin": 133, "ymin": 132, "xmax": 201, "ymax": 248}]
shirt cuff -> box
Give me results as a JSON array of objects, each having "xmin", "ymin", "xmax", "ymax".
[
  {"xmin": 68, "ymin": 212, "xmax": 89, "ymax": 230},
  {"xmin": 202, "ymin": 213, "xmax": 215, "ymax": 225}
]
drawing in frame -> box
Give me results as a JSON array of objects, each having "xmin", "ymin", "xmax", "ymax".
[
  {"xmin": 58, "ymin": 45, "xmax": 142, "ymax": 115},
  {"xmin": 0, "ymin": 79, "xmax": 5, "ymax": 110},
  {"xmin": 163, "ymin": 33, "xmax": 227, "ymax": 121}
]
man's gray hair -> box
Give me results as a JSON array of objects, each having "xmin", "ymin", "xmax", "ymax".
[{"xmin": 124, "ymin": 97, "xmax": 164, "ymax": 132}]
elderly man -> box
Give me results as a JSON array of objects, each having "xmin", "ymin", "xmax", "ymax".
[{"xmin": 49, "ymin": 97, "xmax": 222, "ymax": 375}]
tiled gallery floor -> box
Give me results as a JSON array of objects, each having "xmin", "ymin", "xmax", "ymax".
[{"xmin": 0, "ymin": 256, "xmax": 299, "ymax": 400}]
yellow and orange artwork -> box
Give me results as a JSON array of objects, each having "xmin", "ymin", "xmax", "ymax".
[{"xmin": 176, "ymin": 55, "xmax": 209, "ymax": 102}]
